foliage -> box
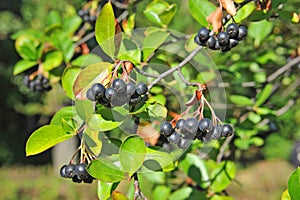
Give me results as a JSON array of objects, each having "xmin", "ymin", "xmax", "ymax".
[{"xmin": 11, "ymin": 0, "xmax": 300, "ymax": 199}]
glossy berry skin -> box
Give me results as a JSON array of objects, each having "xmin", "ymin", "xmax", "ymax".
[
  {"xmin": 91, "ymin": 83, "xmax": 106, "ymax": 99},
  {"xmin": 199, "ymin": 118, "xmax": 213, "ymax": 133},
  {"xmin": 176, "ymin": 119, "xmax": 185, "ymax": 130},
  {"xmin": 194, "ymin": 34, "xmax": 203, "ymax": 46},
  {"xmin": 183, "ymin": 118, "xmax": 198, "ymax": 135},
  {"xmin": 237, "ymin": 26, "xmax": 247, "ymax": 41},
  {"xmin": 217, "ymin": 32, "xmax": 230, "ymax": 47},
  {"xmin": 197, "ymin": 28, "xmax": 210, "ymax": 42},
  {"xmin": 126, "ymin": 82, "xmax": 136, "ymax": 97},
  {"xmin": 177, "ymin": 137, "xmax": 190, "ymax": 149},
  {"xmin": 72, "ymin": 175, "xmax": 82, "ymax": 183},
  {"xmin": 105, "ymin": 87, "xmax": 116, "ymax": 101},
  {"xmin": 135, "ymin": 82, "xmax": 148, "ymax": 95},
  {"xmin": 83, "ymin": 175, "xmax": 94, "ymax": 183},
  {"xmin": 206, "ymin": 36, "xmax": 216, "ymax": 49},
  {"xmin": 160, "ymin": 121, "xmax": 174, "ymax": 137},
  {"xmin": 129, "ymin": 93, "xmax": 142, "ymax": 105},
  {"xmin": 168, "ymin": 131, "xmax": 180, "ymax": 144},
  {"xmin": 60, "ymin": 165, "xmax": 67, "ymax": 178},
  {"xmin": 221, "ymin": 124, "xmax": 233, "ymax": 137},
  {"xmin": 211, "ymin": 126, "xmax": 222, "ymax": 140},
  {"xmin": 75, "ymin": 163, "xmax": 90, "ymax": 180},
  {"xmin": 112, "ymin": 78, "xmax": 126, "ymax": 94},
  {"xmin": 215, "ymin": 40, "xmax": 221, "ymax": 50},
  {"xmin": 226, "ymin": 23, "xmax": 239, "ymax": 39},
  {"xmin": 229, "ymin": 39, "xmax": 239, "ymax": 48},
  {"xmin": 65, "ymin": 164, "xmax": 76, "ymax": 178}
]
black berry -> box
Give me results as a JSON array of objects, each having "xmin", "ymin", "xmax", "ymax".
[
  {"xmin": 226, "ymin": 23, "xmax": 239, "ymax": 39},
  {"xmin": 105, "ymin": 87, "xmax": 116, "ymax": 101},
  {"xmin": 135, "ymin": 82, "xmax": 148, "ymax": 95},
  {"xmin": 176, "ymin": 119, "xmax": 185, "ymax": 130},
  {"xmin": 221, "ymin": 124, "xmax": 233, "ymax": 137},
  {"xmin": 206, "ymin": 36, "xmax": 216, "ymax": 49},
  {"xmin": 91, "ymin": 83, "xmax": 106, "ymax": 100},
  {"xmin": 112, "ymin": 78, "xmax": 126, "ymax": 94},
  {"xmin": 229, "ymin": 39, "xmax": 239, "ymax": 48},
  {"xmin": 199, "ymin": 118, "xmax": 213, "ymax": 133},
  {"xmin": 177, "ymin": 137, "xmax": 190, "ymax": 149},
  {"xmin": 217, "ymin": 32, "xmax": 230, "ymax": 47},
  {"xmin": 72, "ymin": 175, "xmax": 82, "ymax": 183},
  {"xmin": 168, "ymin": 131, "xmax": 180, "ymax": 144},
  {"xmin": 75, "ymin": 163, "xmax": 90, "ymax": 180},
  {"xmin": 126, "ymin": 82, "xmax": 136, "ymax": 97},
  {"xmin": 60, "ymin": 165, "xmax": 67, "ymax": 178},
  {"xmin": 65, "ymin": 164, "xmax": 76, "ymax": 178},
  {"xmin": 160, "ymin": 121, "xmax": 173, "ymax": 137},
  {"xmin": 211, "ymin": 126, "xmax": 222, "ymax": 140},
  {"xmin": 197, "ymin": 28, "xmax": 210, "ymax": 42},
  {"xmin": 86, "ymin": 88, "xmax": 96, "ymax": 101},
  {"xmin": 129, "ymin": 93, "xmax": 142, "ymax": 105},
  {"xmin": 237, "ymin": 26, "xmax": 247, "ymax": 41}
]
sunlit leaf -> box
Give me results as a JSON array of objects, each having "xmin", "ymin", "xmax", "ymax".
[
  {"xmin": 188, "ymin": 0, "xmax": 216, "ymax": 27},
  {"xmin": 13, "ymin": 60, "xmax": 37, "ymax": 75},
  {"xmin": 288, "ymin": 167, "xmax": 300, "ymax": 200}
]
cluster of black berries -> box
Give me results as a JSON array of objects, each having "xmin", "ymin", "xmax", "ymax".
[
  {"xmin": 60, "ymin": 163, "xmax": 94, "ymax": 184},
  {"xmin": 194, "ymin": 23, "xmax": 247, "ymax": 52},
  {"xmin": 86, "ymin": 78, "xmax": 148, "ymax": 107},
  {"xmin": 78, "ymin": 9, "xmax": 97, "ymax": 23},
  {"xmin": 160, "ymin": 118, "xmax": 233, "ymax": 149},
  {"xmin": 23, "ymin": 74, "xmax": 51, "ymax": 92}
]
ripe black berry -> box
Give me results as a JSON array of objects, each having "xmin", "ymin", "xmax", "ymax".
[
  {"xmin": 75, "ymin": 163, "xmax": 90, "ymax": 180},
  {"xmin": 83, "ymin": 175, "xmax": 94, "ymax": 183},
  {"xmin": 112, "ymin": 78, "xmax": 126, "ymax": 94},
  {"xmin": 65, "ymin": 164, "xmax": 76, "ymax": 178},
  {"xmin": 199, "ymin": 118, "xmax": 213, "ymax": 133},
  {"xmin": 226, "ymin": 23, "xmax": 239, "ymax": 39},
  {"xmin": 194, "ymin": 34, "xmax": 203, "ymax": 46},
  {"xmin": 183, "ymin": 118, "xmax": 198, "ymax": 135},
  {"xmin": 177, "ymin": 137, "xmax": 190, "ymax": 149},
  {"xmin": 160, "ymin": 121, "xmax": 173, "ymax": 137},
  {"xmin": 91, "ymin": 83, "xmax": 106, "ymax": 100},
  {"xmin": 229, "ymin": 39, "xmax": 239, "ymax": 48},
  {"xmin": 217, "ymin": 32, "xmax": 230, "ymax": 47},
  {"xmin": 215, "ymin": 40, "xmax": 221, "ymax": 50},
  {"xmin": 72, "ymin": 175, "xmax": 82, "ymax": 183},
  {"xmin": 126, "ymin": 82, "xmax": 136, "ymax": 97},
  {"xmin": 176, "ymin": 119, "xmax": 185, "ymax": 130},
  {"xmin": 221, "ymin": 124, "xmax": 233, "ymax": 137},
  {"xmin": 129, "ymin": 93, "xmax": 142, "ymax": 105},
  {"xmin": 237, "ymin": 26, "xmax": 247, "ymax": 41},
  {"xmin": 197, "ymin": 28, "xmax": 210, "ymax": 42},
  {"xmin": 135, "ymin": 82, "xmax": 148, "ymax": 95},
  {"xmin": 211, "ymin": 126, "xmax": 222, "ymax": 140},
  {"xmin": 168, "ymin": 131, "xmax": 180, "ymax": 144},
  {"xmin": 206, "ymin": 36, "xmax": 216, "ymax": 49},
  {"xmin": 105, "ymin": 87, "xmax": 116, "ymax": 101},
  {"xmin": 60, "ymin": 165, "xmax": 67, "ymax": 178},
  {"xmin": 86, "ymin": 88, "xmax": 96, "ymax": 101}
]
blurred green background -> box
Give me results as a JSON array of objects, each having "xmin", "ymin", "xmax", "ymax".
[{"xmin": 0, "ymin": 0, "xmax": 299, "ymax": 199}]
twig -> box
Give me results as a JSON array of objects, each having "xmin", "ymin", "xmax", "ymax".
[
  {"xmin": 148, "ymin": 45, "xmax": 203, "ymax": 90},
  {"xmin": 177, "ymin": 68, "xmax": 201, "ymax": 87},
  {"xmin": 217, "ymin": 135, "xmax": 234, "ymax": 163},
  {"xmin": 74, "ymin": 31, "xmax": 95, "ymax": 48},
  {"xmin": 133, "ymin": 173, "xmax": 148, "ymax": 200},
  {"xmin": 276, "ymin": 99, "xmax": 295, "ymax": 116},
  {"xmin": 134, "ymin": 67, "xmax": 159, "ymax": 78},
  {"xmin": 267, "ymin": 56, "xmax": 300, "ymax": 82}
]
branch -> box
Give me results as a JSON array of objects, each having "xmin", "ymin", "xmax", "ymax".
[
  {"xmin": 134, "ymin": 67, "xmax": 159, "ymax": 78},
  {"xmin": 177, "ymin": 68, "xmax": 201, "ymax": 87},
  {"xmin": 133, "ymin": 173, "xmax": 148, "ymax": 200},
  {"xmin": 267, "ymin": 56, "xmax": 300, "ymax": 82},
  {"xmin": 148, "ymin": 45, "xmax": 203, "ymax": 90},
  {"xmin": 217, "ymin": 135, "xmax": 234, "ymax": 163},
  {"xmin": 74, "ymin": 31, "xmax": 95, "ymax": 48}
]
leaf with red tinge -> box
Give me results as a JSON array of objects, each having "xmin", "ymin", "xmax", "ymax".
[
  {"xmin": 206, "ymin": 7, "xmax": 223, "ymax": 32},
  {"xmin": 73, "ymin": 62, "xmax": 112, "ymax": 100},
  {"xmin": 114, "ymin": 19, "xmax": 122, "ymax": 57},
  {"xmin": 112, "ymin": 191, "xmax": 129, "ymax": 200}
]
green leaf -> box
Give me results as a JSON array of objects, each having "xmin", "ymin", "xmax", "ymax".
[
  {"xmin": 229, "ymin": 95, "xmax": 253, "ymax": 106},
  {"xmin": 26, "ymin": 125, "xmax": 75, "ymax": 156},
  {"xmin": 63, "ymin": 15, "xmax": 82, "ymax": 35},
  {"xmin": 288, "ymin": 167, "xmax": 300, "ymax": 200},
  {"xmin": 147, "ymin": 103, "xmax": 167, "ymax": 120},
  {"xmin": 50, "ymin": 106, "xmax": 75, "ymax": 126},
  {"xmin": 153, "ymin": 185, "xmax": 171, "ymax": 200},
  {"xmin": 179, "ymin": 153, "xmax": 210, "ymax": 188},
  {"xmin": 210, "ymin": 161, "xmax": 236, "ymax": 193},
  {"xmin": 144, "ymin": 0, "xmax": 177, "ymax": 26},
  {"xmin": 144, "ymin": 147, "xmax": 175, "ymax": 172},
  {"xmin": 119, "ymin": 135, "xmax": 146, "ymax": 176},
  {"xmin": 169, "ymin": 187, "xmax": 193, "ymax": 200},
  {"xmin": 188, "ymin": 0, "xmax": 216, "ymax": 27},
  {"xmin": 15, "ymin": 34, "xmax": 42, "ymax": 61},
  {"xmin": 75, "ymin": 99, "xmax": 94, "ymax": 121},
  {"xmin": 117, "ymin": 37, "xmax": 141, "ymax": 64},
  {"xmin": 143, "ymin": 30, "xmax": 169, "ymax": 61},
  {"xmin": 234, "ymin": 1, "xmax": 256, "ymax": 23},
  {"xmin": 247, "ymin": 112, "xmax": 261, "ymax": 124},
  {"xmin": 42, "ymin": 50, "xmax": 63, "ymax": 71},
  {"xmin": 13, "ymin": 60, "xmax": 37, "ymax": 75},
  {"xmin": 62, "ymin": 66, "xmax": 80, "ymax": 100},
  {"xmin": 112, "ymin": 191, "xmax": 129, "ymax": 200},
  {"xmin": 234, "ymin": 138, "xmax": 250, "ymax": 150},
  {"xmin": 211, "ymin": 194, "xmax": 234, "ymax": 200},
  {"xmin": 46, "ymin": 10, "xmax": 61, "ymax": 27},
  {"xmin": 73, "ymin": 62, "xmax": 112, "ymax": 100},
  {"xmin": 71, "ymin": 54, "xmax": 103, "ymax": 67},
  {"xmin": 97, "ymin": 181, "xmax": 113, "ymax": 200},
  {"xmin": 87, "ymin": 114, "xmax": 123, "ymax": 132},
  {"xmin": 255, "ymin": 84, "xmax": 273, "ymax": 107},
  {"xmin": 248, "ymin": 20, "xmax": 273, "ymax": 47},
  {"xmin": 87, "ymin": 158, "xmax": 126, "ymax": 183},
  {"xmin": 95, "ymin": 2, "xmax": 116, "ymax": 58},
  {"xmin": 50, "ymin": 31, "xmax": 74, "ymax": 62},
  {"xmin": 84, "ymin": 128, "xmax": 102, "ymax": 157},
  {"xmin": 250, "ymin": 137, "xmax": 264, "ymax": 147}
]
